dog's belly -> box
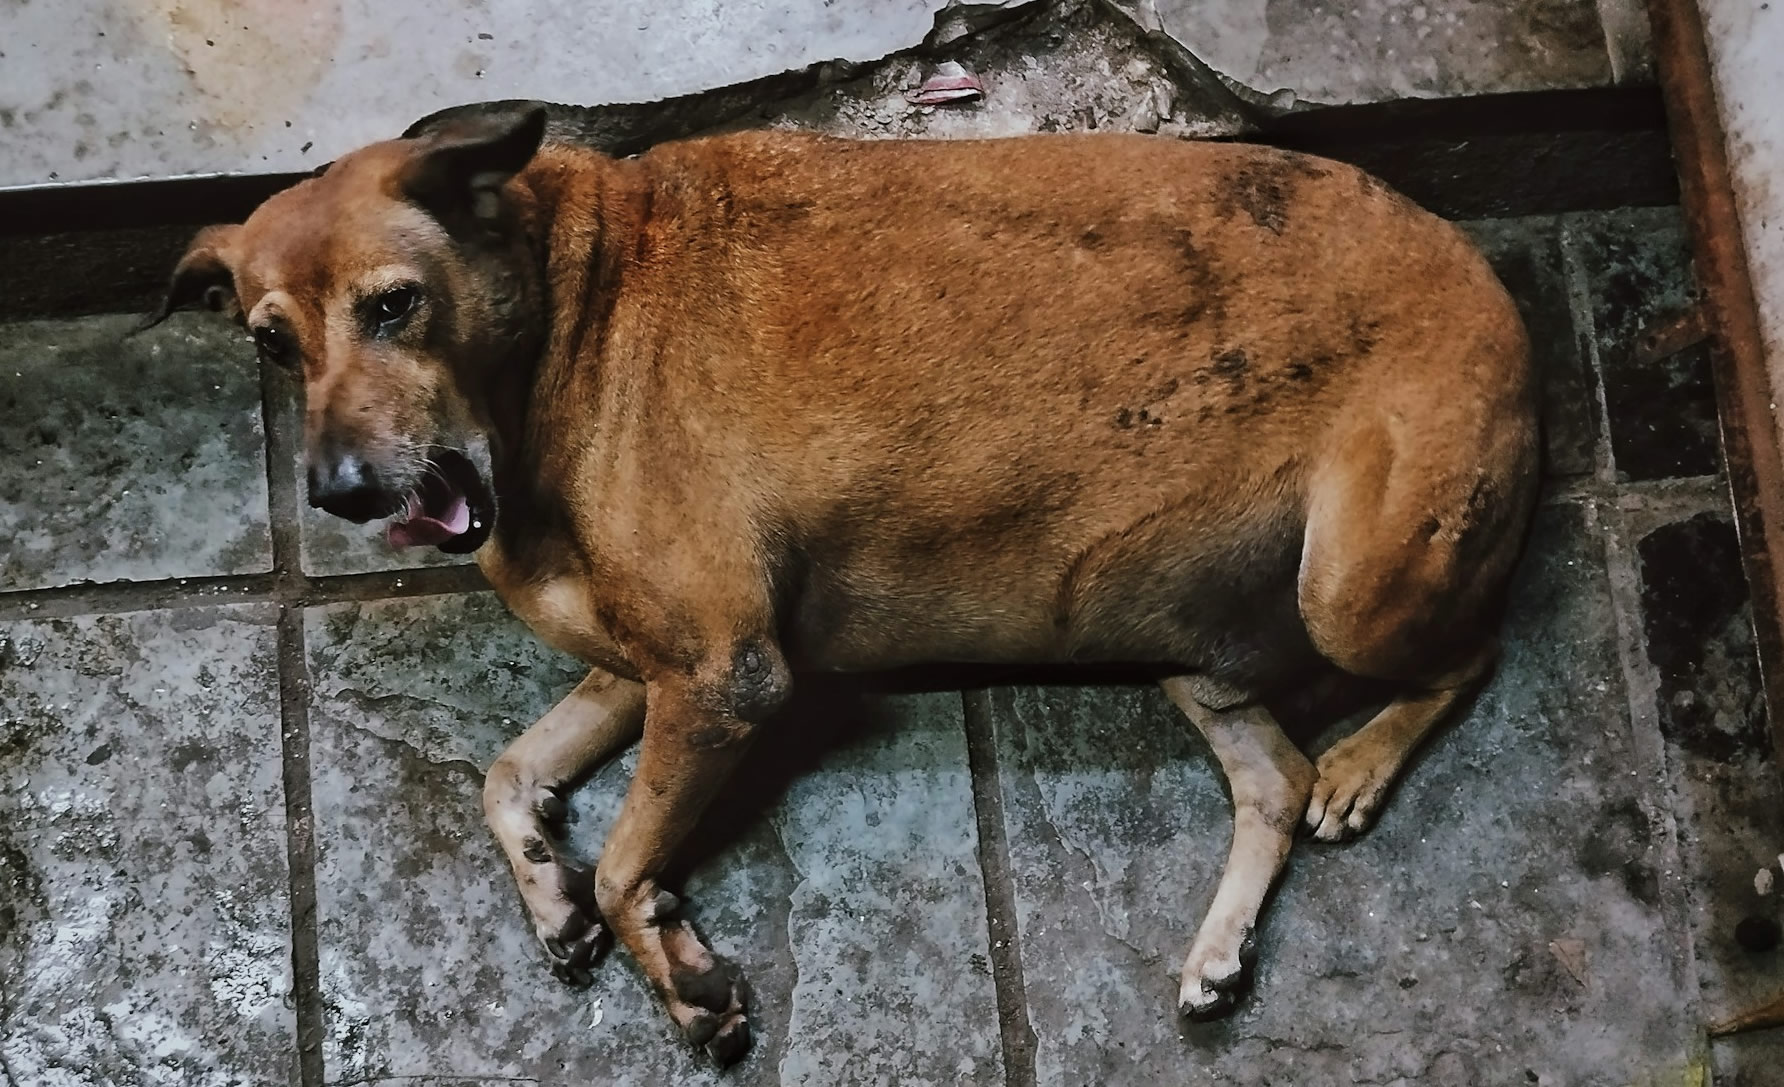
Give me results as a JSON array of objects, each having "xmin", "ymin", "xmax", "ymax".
[{"xmin": 782, "ymin": 499, "xmax": 1321, "ymax": 692}]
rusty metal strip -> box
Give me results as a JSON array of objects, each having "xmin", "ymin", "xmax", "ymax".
[{"xmin": 1647, "ymin": 0, "xmax": 1784, "ymax": 774}]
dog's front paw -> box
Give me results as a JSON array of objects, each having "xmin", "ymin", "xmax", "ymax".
[
  {"xmin": 1178, "ymin": 924, "xmax": 1256, "ymax": 1021},
  {"xmin": 521, "ymin": 845, "xmax": 609, "ymax": 987},
  {"xmin": 621, "ymin": 891, "xmax": 753, "ymax": 1066},
  {"xmin": 512, "ymin": 790, "xmax": 609, "ymax": 986},
  {"xmin": 666, "ymin": 947, "xmax": 752, "ymax": 1067}
]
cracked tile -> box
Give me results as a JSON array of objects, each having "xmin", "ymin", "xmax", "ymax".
[
  {"xmin": 0, "ymin": 606, "xmax": 292, "ymax": 1086},
  {"xmin": 989, "ymin": 504, "xmax": 1693, "ymax": 1085},
  {"xmin": 306, "ymin": 593, "xmax": 999, "ymax": 1084},
  {"xmin": 0, "ymin": 313, "xmax": 272, "ymax": 591}
]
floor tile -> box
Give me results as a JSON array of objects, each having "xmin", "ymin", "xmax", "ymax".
[
  {"xmin": 1636, "ymin": 511, "xmax": 1784, "ymax": 1085},
  {"xmin": 0, "ymin": 313, "xmax": 272, "ymax": 591},
  {"xmin": 989, "ymin": 503, "xmax": 1694, "ymax": 1086},
  {"xmin": 1566, "ymin": 208, "xmax": 1720, "ymax": 482},
  {"xmin": 0, "ymin": 606, "xmax": 293, "ymax": 1086},
  {"xmin": 1462, "ymin": 216, "xmax": 1599, "ymax": 477},
  {"xmin": 305, "ymin": 593, "xmax": 1001, "ymax": 1085}
]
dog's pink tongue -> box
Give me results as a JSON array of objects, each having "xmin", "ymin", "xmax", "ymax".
[{"xmin": 387, "ymin": 495, "xmax": 471, "ymax": 550}]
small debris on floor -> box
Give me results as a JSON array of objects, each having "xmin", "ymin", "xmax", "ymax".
[
  {"xmin": 907, "ymin": 61, "xmax": 984, "ymax": 105},
  {"xmin": 1758, "ymin": 866, "xmax": 1776, "ymax": 896},
  {"xmin": 1548, "ymin": 938, "xmax": 1589, "ymax": 987}
]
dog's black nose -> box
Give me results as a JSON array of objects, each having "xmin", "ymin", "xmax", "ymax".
[{"xmin": 307, "ymin": 453, "xmax": 399, "ymax": 523}]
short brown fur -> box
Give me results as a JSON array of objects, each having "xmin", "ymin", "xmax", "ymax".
[{"xmin": 157, "ymin": 107, "xmax": 1539, "ymax": 1064}]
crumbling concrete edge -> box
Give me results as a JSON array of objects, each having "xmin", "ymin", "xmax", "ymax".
[{"xmin": 402, "ymin": 0, "xmax": 1276, "ymax": 154}]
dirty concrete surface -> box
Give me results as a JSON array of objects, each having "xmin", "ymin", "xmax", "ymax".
[{"xmin": 3, "ymin": 4, "xmax": 1783, "ymax": 1086}]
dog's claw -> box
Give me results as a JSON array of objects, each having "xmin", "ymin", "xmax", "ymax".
[
  {"xmin": 705, "ymin": 1016, "xmax": 751, "ymax": 1066},
  {"xmin": 540, "ymin": 916, "xmax": 609, "ymax": 988}
]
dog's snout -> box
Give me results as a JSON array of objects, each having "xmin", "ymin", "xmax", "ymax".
[{"xmin": 307, "ymin": 450, "xmax": 398, "ymax": 523}]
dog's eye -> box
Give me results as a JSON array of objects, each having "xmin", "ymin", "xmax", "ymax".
[
  {"xmin": 373, "ymin": 285, "xmax": 420, "ymax": 328},
  {"xmin": 251, "ymin": 326, "xmax": 296, "ymax": 370}
]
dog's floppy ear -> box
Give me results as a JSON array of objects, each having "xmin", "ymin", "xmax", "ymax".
[
  {"xmin": 398, "ymin": 102, "xmax": 547, "ymax": 228},
  {"xmin": 137, "ymin": 224, "xmax": 242, "ymax": 332}
]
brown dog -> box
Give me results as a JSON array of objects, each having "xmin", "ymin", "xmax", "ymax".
[{"xmin": 150, "ymin": 103, "xmax": 1539, "ymax": 1065}]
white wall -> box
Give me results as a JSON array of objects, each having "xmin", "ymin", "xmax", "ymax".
[
  {"xmin": 0, "ymin": 0, "xmax": 963, "ymax": 188},
  {"xmin": 3, "ymin": 0, "xmax": 1647, "ymax": 190},
  {"xmin": 1700, "ymin": 0, "xmax": 1784, "ymax": 414}
]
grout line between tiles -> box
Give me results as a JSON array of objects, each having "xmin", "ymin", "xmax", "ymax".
[
  {"xmin": 276, "ymin": 606, "xmax": 326, "ymax": 1087},
  {"xmin": 1593, "ymin": 495, "xmax": 1706, "ymax": 1025},
  {"xmin": 260, "ymin": 356, "xmax": 305, "ymax": 583},
  {"xmin": 0, "ymin": 565, "xmax": 491, "ymax": 622},
  {"xmin": 262, "ymin": 356, "xmax": 326, "ymax": 1087},
  {"xmin": 1558, "ymin": 215, "xmax": 1623, "ymax": 488},
  {"xmin": 1559, "ymin": 214, "xmax": 1706, "ymax": 1023},
  {"xmin": 962, "ymin": 690, "xmax": 1039, "ymax": 1087}
]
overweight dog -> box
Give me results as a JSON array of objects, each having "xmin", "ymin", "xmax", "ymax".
[{"xmin": 149, "ymin": 104, "xmax": 1539, "ymax": 1065}]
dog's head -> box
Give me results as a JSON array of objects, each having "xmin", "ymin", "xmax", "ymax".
[{"xmin": 147, "ymin": 103, "xmax": 551, "ymax": 554}]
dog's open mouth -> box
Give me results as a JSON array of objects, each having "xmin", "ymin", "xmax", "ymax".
[{"xmin": 386, "ymin": 448, "xmax": 494, "ymax": 554}]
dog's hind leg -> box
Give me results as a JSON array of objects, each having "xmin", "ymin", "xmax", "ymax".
[
  {"xmin": 1294, "ymin": 392, "xmax": 1534, "ymax": 842},
  {"xmin": 1160, "ymin": 675, "xmax": 1316, "ymax": 1018},
  {"xmin": 484, "ymin": 668, "xmax": 646, "ymax": 985},
  {"xmin": 1304, "ymin": 646, "xmax": 1495, "ymax": 841}
]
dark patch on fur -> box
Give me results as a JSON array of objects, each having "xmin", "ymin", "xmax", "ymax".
[
  {"xmin": 1212, "ymin": 348, "xmax": 1249, "ymax": 379},
  {"xmin": 1168, "ymin": 227, "xmax": 1224, "ymax": 325},
  {"xmin": 1217, "ymin": 151, "xmax": 1329, "ymax": 235},
  {"xmin": 1348, "ymin": 313, "xmax": 1384, "ymax": 355}
]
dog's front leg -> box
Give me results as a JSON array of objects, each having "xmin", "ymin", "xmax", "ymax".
[
  {"xmin": 484, "ymin": 668, "xmax": 646, "ymax": 985},
  {"xmin": 594, "ymin": 673, "xmax": 774, "ymax": 1066}
]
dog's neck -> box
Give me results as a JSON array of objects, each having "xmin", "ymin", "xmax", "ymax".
[{"xmin": 485, "ymin": 145, "xmax": 652, "ymax": 558}]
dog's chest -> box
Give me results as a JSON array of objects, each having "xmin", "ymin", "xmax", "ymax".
[{"xmin": 477, "ymin": 537, "xmax": 633, "ymax": 676}]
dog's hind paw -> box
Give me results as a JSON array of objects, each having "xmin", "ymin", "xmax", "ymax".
[{"xmin": 1305, "ymin": 735, "xmax": 1398, "ymax": 842}]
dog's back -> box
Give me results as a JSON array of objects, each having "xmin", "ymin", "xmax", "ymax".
[{"xmin": 560, "ymin": 130, "xmax": 1536, "ymax": 688}]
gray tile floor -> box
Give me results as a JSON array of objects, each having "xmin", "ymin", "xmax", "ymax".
[{"xmin": 3, "ymin": 206, "xmax": 1782, "ymax": 1086}]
